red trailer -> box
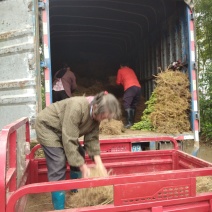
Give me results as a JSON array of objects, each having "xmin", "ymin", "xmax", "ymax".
[{"xmin": 1, "ymin": 117, "xmax": 212, "ymax": 212}]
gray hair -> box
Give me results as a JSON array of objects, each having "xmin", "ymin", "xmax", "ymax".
[{"xmin": 91, "ymin": 91, "xmax": 121, "ymax": 120}]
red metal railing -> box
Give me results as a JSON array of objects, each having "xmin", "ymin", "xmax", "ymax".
[
  {"xmin": 0, "ymin": 117, "xmax": 30, "ymax": 212},
  {"xmin": 2, "ymin": 117, "xmax": 212, "ymax": 212}
]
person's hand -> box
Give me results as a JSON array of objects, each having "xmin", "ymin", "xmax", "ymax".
[
  {"xmin": 79, "ymin": 163, "xmax": 90, "ymax": 178},
  {"xmin": 94, "ymin": 155, "xmax": 108, "ymax": 177}
]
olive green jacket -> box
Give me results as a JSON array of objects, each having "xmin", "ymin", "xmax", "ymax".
[{"xmin": 35, "ymin": 96, "xmax": 100, "ymax": 167}]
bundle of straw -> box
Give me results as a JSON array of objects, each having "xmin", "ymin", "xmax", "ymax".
[{"xmin": 66, "ymin": 167, "xmax": 113, "ymax": 208}]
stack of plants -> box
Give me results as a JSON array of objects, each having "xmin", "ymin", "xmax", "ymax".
[{"xmin": 132, "ymin": 69, "xmax": 191, "ymax": 134}]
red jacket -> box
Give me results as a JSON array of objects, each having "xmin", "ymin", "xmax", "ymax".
[{"xmin": 116, "ymin": 66, "xmax": 141, "ymax": 91}]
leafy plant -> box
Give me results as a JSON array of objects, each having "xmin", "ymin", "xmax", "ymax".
[
  {"xmin": 195, "ymin": 0, "xmax": 212, "ymax": 140},
  {"xmin": 199, "ymin": 64, "xmax": 212, "ymax": 140},
  {"xmin": 131, "ymin": 92, "xmax": 156, "ymax": 130}
]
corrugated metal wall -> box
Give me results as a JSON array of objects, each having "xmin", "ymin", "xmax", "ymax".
[
  {"xmin": 139, "ymin": 5, "xmax": 189, "ymax": 100},
  {"xmin": 0, "ymin": 0, "xmax": 42, "ymax": 131}
]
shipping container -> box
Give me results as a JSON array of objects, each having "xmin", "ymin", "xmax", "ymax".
[{"xmin": 0, "ymin": 0, "xmax": 199, "ymax": 149}]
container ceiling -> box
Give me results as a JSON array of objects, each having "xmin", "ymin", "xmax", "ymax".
[
  {"xmin": 49, "ymin": 0, "xmax": 185, "ymax": 75},
  {"xmin": 50, "ymin": 0, "xmax": 184, "ymax": 53}
]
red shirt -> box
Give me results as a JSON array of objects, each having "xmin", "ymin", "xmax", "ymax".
[{"xmin": 116, "ymin": 66, "xmax": 141, "ymax": 91}]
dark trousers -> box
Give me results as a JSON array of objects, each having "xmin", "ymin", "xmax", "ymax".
[
  {"xmin": 42, "ymin": 145, "xmax": 85, "ymax": 181},
  {"xmin": 123, "ymin": 86, "xmax": 141, "ymax": 109},
  {"xmin": 52, "ymin": 90, "xmax": 69, "ymax": 103}
]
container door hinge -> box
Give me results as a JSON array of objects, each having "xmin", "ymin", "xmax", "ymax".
[
  {"xmin": 195, "ymin": 112, "xmax": 200, "ymax": 120},
  {"xmin": 190, "ymin": 13, "xmax": 194, "ymax": 20},
  {"xmin": 38, "ymin": 2, "xmax": 45, "ymax": 10},
  {"xmin": 40, "ymin": 61, "xmax": 47, "ymax": 68},
  {"xmin": 193, "ymin": 62, "xmax": 197, "ymax": 70}
]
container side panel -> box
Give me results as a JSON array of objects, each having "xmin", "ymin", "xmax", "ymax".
[
  {"xmin": 141, "ymin": 4, "xmax": 189, "ymax": 101},
  {"xmin": 0, "ymin": 0, "xmax": 41, "ymax": 131}
]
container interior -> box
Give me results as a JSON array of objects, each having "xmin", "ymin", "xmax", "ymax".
[{"xmin": 48, "ymin": 0, "xmax": 189, "ymax": 99}]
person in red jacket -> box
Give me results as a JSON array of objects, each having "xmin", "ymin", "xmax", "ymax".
[{"xmin": 116, "ymin": 63, "xmax": 141, "ymax": 128}]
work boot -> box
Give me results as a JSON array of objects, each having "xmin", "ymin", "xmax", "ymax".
[
  {"xmin": 125, "ymin": 108, "xmax": 133, "ymax": 129},
  {"xmin": 70, "ymin": 170, "xmax": 82, "ymax": 193},
  {"xmin": 131, "ymin": 108, "xmax": 136, "ymax": 125},
  {"xmin": 51, "ymin": 191, "xmax": 65, "ymax": 210}
]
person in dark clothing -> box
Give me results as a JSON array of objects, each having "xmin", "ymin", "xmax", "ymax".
[
  {"xmin": 116, "ymin": 63, "xmax": 141, "ymax": 128},
  {"xmin": 52, "ymin": 64, "xmax": 77, "ymax": 102}
]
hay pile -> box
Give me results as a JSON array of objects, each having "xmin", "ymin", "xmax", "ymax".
[
  {"xmin": 74, "ymin": 78, "xmax": 105, "ymax": 96},
  {"xmin": 151, "ymin": 69, "xmax": 191, "ymax": 133},
  {"xmin": 132, "ymin": 69, "xmax": 191, "ymax": 134},
  {"xmin": 66, "ymin": 167, "xmax": 113, "ymax": 208},
  {"xmin": 100, "ymin": 119, "xmax": 125, "ymax": 135},
  {"xmin": 196, "ymin": 176, "xmax": 212, "ymax": 193}
]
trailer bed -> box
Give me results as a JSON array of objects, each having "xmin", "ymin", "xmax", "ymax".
[
  {"xmin": 13, "ymin": 148, "xmax": 212, "ymax": 212},
  {"xmin": 1, "ymin": 118, "xmax": 211, "ymax": 212}
]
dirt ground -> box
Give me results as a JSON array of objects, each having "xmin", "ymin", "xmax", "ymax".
[{"xmin": 183, "ymin": 140, "xmax": 212, "ymax": 163}]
